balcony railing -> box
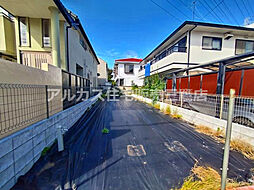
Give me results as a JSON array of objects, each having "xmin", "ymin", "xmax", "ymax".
[
  {"xmin": 140, "ymin": 46, "xmax": 187, "ymax": 71},
  {"xmin": 21, "ymin": 51, "xmax": 52, "ymax": 70}
]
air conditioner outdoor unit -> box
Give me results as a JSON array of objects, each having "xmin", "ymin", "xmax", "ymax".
[{"xmin": 224, "ymin": 33, "xmax": 234, "ymax": 40}]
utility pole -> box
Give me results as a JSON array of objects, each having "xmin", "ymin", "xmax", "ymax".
[{"xmin": 192, "ymin": 0, "xmax": 196, "ymax": 21}]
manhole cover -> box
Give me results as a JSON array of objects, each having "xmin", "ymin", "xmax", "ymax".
[{"xmin": 127, "ymin": 145, "xmax": 146, "ymax": 157}]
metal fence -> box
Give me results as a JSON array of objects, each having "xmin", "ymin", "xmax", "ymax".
[
  {"xmin": 0, "ymin": 70, "xmax": 95, "ymax": 138},
  {"xmin": 0, "ymin": 84, "xmax": 62, "ymax": 138},
  {"xmin": 161, "ymin": 91, "xmax": 254, "ymax": 128},
  {"xmin": 133, "ymin": 89, "xmax": 254, "ymax": 128}
]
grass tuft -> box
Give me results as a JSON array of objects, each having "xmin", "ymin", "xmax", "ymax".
[
  {"xmin": 154, "ymin": 103, "xmax": 160, "ymax": 110},
  {"xmin": 172, "ymin": 109, "xmax": 182, "ymax": 119},
  {"xmin": 102, "ymin": 127, "xmax": 110, "ymax": 134},
  {"xmin": 177, "ymin": 166, "xmax": 250, "ymax": 190},
  {"xmin": 195, "ymin": 125, "xmax": 254, "ymax": 160},
  {"xmin": 41, "ymin": 147, "xmax": 50, "ymax": 157},
  {"xmin": 195, "ymin": 125, "xmax": 224, "ymax": 141},
  {"xmin": 164, "ymin": 105, "xmax": 171, "ymax": 115}
]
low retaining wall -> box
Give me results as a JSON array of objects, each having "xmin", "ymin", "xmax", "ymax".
[
  {"xmin": 0, "ymin": 94, "xmax": 100, "ymax": 190},
  {"xmin": 132, "ymin": 94, "xmax": 254, "ymax": 146}
]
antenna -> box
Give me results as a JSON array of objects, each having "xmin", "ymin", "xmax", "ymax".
[{"xmin": 192, "ymin": 0, "xmax": 196, "ymax": 21}]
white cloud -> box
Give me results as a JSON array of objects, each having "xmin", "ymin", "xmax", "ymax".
[
  {"xmin": 124, "ymin": 50, "xmax": 139, "ymax": 58},
  {"xmin": 98, "ymin": 49, "xmax": 120, "ymax": 58},
  {"xmin": 243, "ymin": 17, "xmax": 252, "ymax": 26}
]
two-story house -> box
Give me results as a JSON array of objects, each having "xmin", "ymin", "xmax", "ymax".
[
  {"xmin": 0, "ymin": 0, "xmax": 99, "ymax": 87},
  {"xmin": 139, "ymin": 21, "xmax": 254, "ymax": 79},
  {"xmin": 114, "ymin": 58, "xmax": 143, "ymax": 88},
  {"xmin": 0, "ymin": 7, "xmax": 16, "ymax": 61}
]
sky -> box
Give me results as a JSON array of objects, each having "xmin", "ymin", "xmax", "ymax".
[{"xmin": 62, "ymin": 0, "xmax": 254, "ymax": 68}]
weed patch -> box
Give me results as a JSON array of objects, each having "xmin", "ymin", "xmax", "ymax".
[
  {"xmin": 195, "ymin": 125, "xmax": 254, "ymax": 160},
  {"xmin": 172, "ymin": 109, "xmax": 182, "ymax": 119},
  {"xmin": 231, "ymin": 139, "xmax": 254, "ymax": 160},
  {"xmin": 177, "ymin": 166, "xmax": 250, "ymax": 190}
]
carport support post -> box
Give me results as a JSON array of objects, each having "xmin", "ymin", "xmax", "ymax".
[{"xmin": 221, "ymin": 89, "xmax": 235, "ymax": 190}]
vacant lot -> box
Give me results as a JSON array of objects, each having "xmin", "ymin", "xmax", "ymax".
[{"xmin": 13, "ymin": 99, "xmax": 254, "ymax": 190}]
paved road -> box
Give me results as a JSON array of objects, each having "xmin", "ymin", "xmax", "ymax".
[{"xmin": 13, "ymin": 99, "xmax": 254, "ymax": 190}]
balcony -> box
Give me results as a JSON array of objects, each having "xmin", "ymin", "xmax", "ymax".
[
  {"xmin": 138, "ymin": 50, "xmax": 188, "ymax": 78},
  {"xmin": 21, "ymin": 51, "xmax": 52, "ymax": 70}
]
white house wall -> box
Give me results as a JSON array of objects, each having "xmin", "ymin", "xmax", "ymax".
[
  {"xmin": 190, "ymin": 30, "xmax": 254, "ymax": 63},
  {"xmin": 118, "ymin": 64, "xmax": 143, "ymax": 86}
]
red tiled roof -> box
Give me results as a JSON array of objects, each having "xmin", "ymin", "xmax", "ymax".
[{"xmin": 115, "ymin": 58, "xmax": 143, "ymax": 63}]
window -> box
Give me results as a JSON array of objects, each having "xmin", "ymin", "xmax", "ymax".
[
  {"xmin": 124, "ymin": 64, "xmax": 134, "ymax": 74},
  {"xmin": 19, "ymin": 17, "xmax": 29, "ymax": 46},
  {"xmin": 80, "ymin": 35, "xmax": 87, "ymax": 50},
  {"xmin": 235, "ymin": 39, "xmax": 254, "ymax": 54},
  {"xmin": 76, "ymin": 64, "xmax": 83, "ymax": 77},
  {"xmin": 202, "ymin": 36, "xmax": 222, "ymax": 50},
  {"xmin": 120, "ymin": 79, "xmax": 124, "ymax": 86},
  {"xmin": 42, "ymin": 19, "xmax": 51, "ymax": 47}
]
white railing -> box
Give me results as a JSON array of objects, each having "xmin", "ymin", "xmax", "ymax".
[{"xmin": 21, "ymin": 51, "xmax": 52, "ymax": 69}]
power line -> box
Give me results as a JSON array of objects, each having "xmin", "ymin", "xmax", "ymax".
[
  {"xmin": 199, "ymin": 0, "xmax": 223, "ymax": 23},
  {"xmin": 241, "ymin": 0, "xmax": 251, "ymax": 17},
  {"xmin": 148, "ymin": 0, "xmax": 182, "ymax": 22},
  {"xmin": 203, "ymin": 0, "xmax": 223, "ymax": 18},
  {"xmin": 221, "ymin": 1, "xmax": 240, "ymax": 25},
  {"xmin": 234, "ymin": 0, "xmax": 246, "ymax": 18},
  {"xmin": 177, "ymin": 0, "xmax": 205, "ymax": 21},
  {"xmin": 165, "ymin": 0, "xmax": 190, "ymax": 20},
  {"xmin": 247, "ymin": 0, "xmax": 254, "ymax": 16},
  {"xmin": 212, "ymin": 0, "xmax": 233, "ymax": 24}
]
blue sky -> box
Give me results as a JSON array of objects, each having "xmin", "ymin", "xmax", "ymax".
[{"xmin": 62, "ymin": 0, "xmax": 254, "ymax": 68}]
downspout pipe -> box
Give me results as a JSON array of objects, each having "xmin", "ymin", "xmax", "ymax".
[
  {"xmin": 187, "ymin": 25, "xmax": 197, "ymax": 75},
  {"xmin": 66, "ymin": 25, "xmax": 72, "ymax": 72}
]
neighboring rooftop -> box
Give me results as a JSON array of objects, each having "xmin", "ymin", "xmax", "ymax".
[{"xmin": 115, "ymin": 58, "xmax": 143, "ymax": 63}]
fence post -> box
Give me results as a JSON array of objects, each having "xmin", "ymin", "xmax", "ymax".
[
  {"xmin": 219, "ymin": 95, "xmax": 224, "ymax": 119},
  {"xmin": 45, "ymin": 85, "xmax": 49, "ymax": 118},
  {"xmin": 180, "ymin": 92, "xmax": 183, "ymax": 107},
  {"xmin": 221, "ymin": 89, "xmax": 235, "ymax": 190},
  {"xmin": 57, "ymin": 126, "xmax": 64, "ymax": 152}
]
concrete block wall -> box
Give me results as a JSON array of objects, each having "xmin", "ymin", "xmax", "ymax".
[
  {"xmin": 132, "ymin": 94, "xmax": 254, "ymax": 146},
  {"xmin": 0, "ymin": 94, "xmax": 100, "ymax": 190}
]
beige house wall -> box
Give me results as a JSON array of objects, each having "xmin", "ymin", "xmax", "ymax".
[
  {"xmin": 97, "ymin": 58, "xmax": 108, "ymax": 86},
  {"xmin": 13, "ymin": 17, "xmax": 67, "ymax": 70},
  {"xmin": 0, "ymin": 15, "xmax": 16, "ymax": 58},
  {"xmin": 68, "ymin": 28, "xmax": 98, "ymax": 87}
]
